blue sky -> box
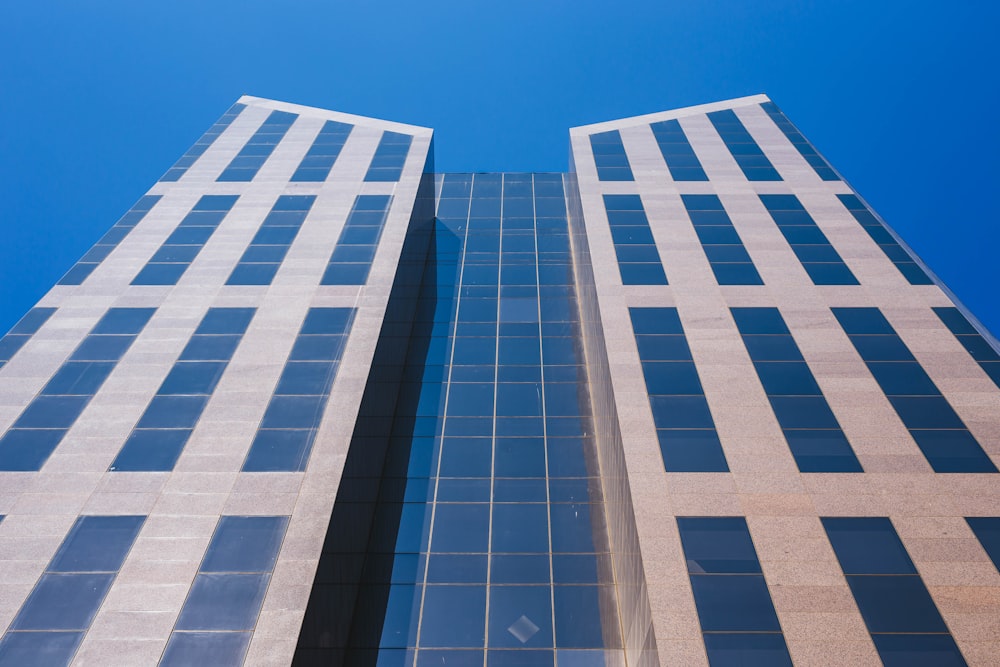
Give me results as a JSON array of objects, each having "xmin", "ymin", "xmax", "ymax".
[{"xmin": 2, "ymin": 1, "xmax": 998, "ymax": 335}]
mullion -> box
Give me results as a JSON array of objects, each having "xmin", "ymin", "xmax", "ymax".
[
  {"xmin": 837, "ymin": 194, "xmax": 933, "ymax": 285},
  {"xmin": 320, "ymin": 195, "xmax": 393, "ymax": 285},
  {"xmin": 291, "ymin": 120, "xmax": 353, "ymax": 182},
  {"xmin": 651, "ymin": 119, "xmax": 708, "ymax": 181},
  {"xmin": 681, "ymin": 195, "xmax": 762, "ymax": 285},
  {"xmin": 759, "ymin": 194, "xmax": 859, "ymax": 285},
  {"xmin": 217, "ymin": 109, "xmax": 297, "ymax": 182},
  {"xmin": 589, "ymin": 130, "xmax": 634, "ymax": 181},
  {"xmin": 707, "ymin": 109, "xmax": 782, "ymax": 181},
  {"xmin": 604, "ymin": 194, "xmax": 667, "ymax": 286},
  {"xmin": 227, "ymin": 195, "xmax": 316, "ymax": 285}
]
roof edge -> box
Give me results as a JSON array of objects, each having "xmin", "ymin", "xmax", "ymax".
[{"xmin": 569, "ymin": 93, "xmax": 771, "ymax": 135}]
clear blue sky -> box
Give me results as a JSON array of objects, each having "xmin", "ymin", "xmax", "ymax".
[{"xmin": 2, "ymin": 1, "xmax": 998, "ymax": 336}]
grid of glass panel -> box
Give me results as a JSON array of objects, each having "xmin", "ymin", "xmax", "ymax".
[
  {"xmin": 226, "ymin": 195, "xmax": 316, "ymax": 285},
  {"xmin": 131, "ymin": 195, "xmax": 239, "ymax": 286},
  {"xmin": 589, "ymin": 130, "xmax": 633, "ymax": 181},
  {"xmin": 650, "ymin": 119, "xmax": 708, "ymax": 181},
  {"xmin": 320, "ymin": 195, "xmax": 393, "ymax": 285},
  {"xmin": 966, "ymin": 518, "xmax": 1000, "ymax": 572},
  {"xmin": 0, "ymin": 307, "xmax": 156, "ymax": 471},
  {"xmin": 832, "ymin": 307, "xmax": 996, "ymax": 473},
  {"xmin": 759, "ymin": 194, "xmax": 859, "ymax": 285},
  {"xmin": 837, "ymin": 194, "xmax": 933, "ymax": 285},
  {"xmin": 217, "ymin": 110, "xmax": 298, "ymax": 182},
  {"xmin": 603, "ymin": 194, "xmax": 668, "ymax": 285},
  {"xmin": 731, "ymin": 307, "xmax": 862, "ymax": 472},
  {"xmin": 676, "ymin": 517, "xmax": 792, "ymax": 666},
  {"xmin": 291, "ymin": 120, "xmax": 353, "ymax": 182},
  {"xmin": 242, "ymin": 307, "xmax": 355, "ymax": 472},
  {"xmin": 822, "ymin": 518, "xmax": 967, "ymax": 666},
  {"xmin": 58, "ymin": 195, "xmax": 162, "ymax": 286},
  {"xmin": 109, "ymin": 308, "xmax": 256, "ymax": 472},
  {"xmin": 0, "ymin": 515, "xmax": 146, "ymax": 666},
  {"xmin": 0, "ymin": 307, "xmax": 56, "ymax": 369},
  {"xmin": 160, "ymin": 103, "xmax": 246, "ymax": 182},
  {"xmin": 681, "ymin": 195, "xmax": 763, "ymax": 285},
  {"xmin": 933, "ymin": 307, "xmax": 1000, "ymax": 389},
  {"xmin": 364, "ymin": 131, "xmax": 413, "ymax": 182},
  {"xmin": 631, "ymin": 307, "xmax": 728, "ymax": 472},
  {"xmin": 759, "ymin": 102, "xmax": 839, "ymax": 181},
  {"xmin": 707, "ymin": 109, "xmax": 781, "ymax": 181}
]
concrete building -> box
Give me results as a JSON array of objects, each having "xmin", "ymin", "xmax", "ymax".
[{"xmin": 0, "ymin": 94, "xmax": 997, "ymax": 666}]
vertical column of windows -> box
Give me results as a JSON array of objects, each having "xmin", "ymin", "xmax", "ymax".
[
  {"xmin": 242, "ymin": 307, "xmax": 355, "ymax": 472},
  {"xmin": 682, "ymin": 195, "xmax": 763, "ymax": 285},
  {"xmin": 731, "ymin": 307, "xmax": 862, "ymax": 472},
  {"xmin": 933, "ymin": 307, "xmax": 1000, "ymax": 388},
  {"xmin": 707, "ymin": 109, "xmax": 781, "ymax": 181},
  {"xmin": 0, "ymin": 307, "xmax": 57, "ymax": 368},
  {"xmin": 966, "ymin": 518, "xmax": 1000, "ymax": 572},
  {"xmin": 291, "ymin": 120, "xmax": 353, "ymax": 182},
  {"xmin": 822, "ymin": 518, "xmax": 967, "ymax": 666},
  {"xmin": 631, "ymin": 307, "xmax": 729, "ymax": 472},
  {"xmin": 131, "ymin": 194, "xmax": 239, "ymax": 286},
  {"xmin": 603, "ymin": 194, "xmax": 668, "ymax": 285},
  {"xmin": 0, "ymin": 307, "xmax": 155, "ymax": 471},
  {"xmin": 676, "ymin": 517, "xmax": 793, "ymax": 665},
  {"xmin": 109, "ymin": 308, "xmax": 256, "ymax": 472},
  {"xmin": 364, "ymin": 131, "xmax": 413, "ymax": 182},
  {"xmin": 217, "ymin": 110, "xmax": 297, "ymax": 182},
  {"xmin": 760, "ymin": 102, "xmax": 839, "ymax": 181},
  {"xmin": 319, "ymin": 195, "xmax": 393, "ymax": 285},
  {"xmin": 226, "ymin": 195, "xmax": 316, "ymax": 285},
  {"xmin": 589, "ymin": 130, "xmax": 633, "ymax": 181},
  {"xmin": 759, "ymin": 194, "xmax": 859, "ymax": 285},
  {"xmin": 837, "ymin": 194, "xmax": 933, "ymax": 285},
  {"xmin": 160, "ymin": 103, "xmax": 246, "ymax": 182},
  {"xmin": 650, "ymin": 119, "xmax": 708, "ymax": 181},
  {"xmin": 832, "ymin": 307, "xmax": 996, "ymax": 472}
]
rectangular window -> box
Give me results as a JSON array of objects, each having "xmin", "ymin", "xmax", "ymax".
[
  {"xmin": 823, "ymin": 517, "xmax": 966, "ymax": 665},
  {"xmin": 320, "ymin": 195, "xmax": 393, "ymax": 285},
  {"xmin": 604, "ymin": 194, "xmax": 667, "ymax": 285},
  {"xmin": 58, "ymin": 195, "xmax": 163, "ymax": 286},
  {"xmin": 760, "ymin": 102, "xmax": 839, "ymax": 181},
  {"xmin": 160, "ymin": 103, "xmax": 245, "ymax": 182},
  {"xmin": 364, "ymin": 131, "xmax": 413, "ymax": 182},
  {"xmin": 682, "ymin": 195, "xmax": 763, "ymax": 285},
  {"xmin": 291, "ymin": 119, "xmax": 353, "ymax": 182},
  {"xmin": 934, "ymin": 307, "xmax": 1000, "ymax": 389},
  {"xmin": 732, "ymin": 307, "xmax": 862, "ymax": 472},
  {"xmin": 0, "ymin": 307, "xmax": 155, "ymax": 471},
  {"xmin": 631, "ymin": 307, "xmax": 728, "ymax": 471},
  {"xmin": 677, "ymin": 517, "xmax": 792, "ymax": 665},
  {"xmin": 131, "ymin": 194, "xmax": 238, "ymax": 286},
  {"xmin": 967, "ymin": 518, "xmax": 1000, "ymax": 572},
  {"xmin": 833, "ymin": 307, "xmax": 996, "ymax": 472},
  {"xmin": 650, "ymin": 119, "xmax": 708, "ymax": 181},
  {"xmin": 109, "ymin": 307, "xmax": 255, "ymax": 472},
  {"xmin": 759, "ymin": 194, "xmax": 859, "ymax": 285},
  {"xmin": 0, "ymin": 307, "xmax": 57, "ymax": 368},
  {"xmin": 837, "ymin": 194, "xmax": 933, "ymax": 285},
  {"xmin": 242, "ymin": 307, "xmax": 355, "ymax": 471},
  {"xmin": 226, "ymin": 195, "xmax": 316, "ymax": 285},
  {"xmin": 589, "ymin": 130, "xmax": 633, "ymax": 181},
  {"xmin": 217, "ymin": 110, "xmax": 298, "ymax": 182},
  {"xmin": 707, "ymin": 109, "xmax": 781, "ymax": 181}
]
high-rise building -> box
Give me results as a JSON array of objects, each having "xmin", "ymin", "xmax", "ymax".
[{"xmin": 0, "ymin": 94, "xmax": 997, "ymax": 667}]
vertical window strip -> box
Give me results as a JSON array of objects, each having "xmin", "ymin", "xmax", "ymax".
[
  {"xmin": 160, "ymin": 103, "xmax": 246, "ymax": 182},
  {"xmin": 676, "ymin": 517, "xmax": 792, "ymax": 666},
  {"xmin": 933, "ymin": 307, "xmax": 1000, "ymax": 388},
  {"xmin": 760, "ymin": 102, "xmax": 839, "ymax": 181},
  {"xmin": 58, "ymin": 195, "xmax": 163, "ymax": 286},
  {"xmin": 706, "ymin": 109, "xmax": 782, "ymax": 181},
  {"xmin": 604, "ymin": 194, "xmax": 668, "ymax": 285},
  {"xmin": 759, "ymin": 194, "xmax": 859, "ymax": 285},
  {"xmin": 0, "ymin": 307, "xmax": 156, "ymax": 471},
  {"xmin": 630, "ymin": 307, "xmax": 729, "ymax": 472},
  {"xmin": 832, "ymin": 307, "xmax": 996, "ymax": 473},
  {"xmin": 109, "ymin": 307, "xmax": 256, "ymax": 472},
  {"xmin": 364, "ymin": 130, "xmax": 413, "ymax": 182},
  {"xmin": 966, "ymin": 518, "xmax": 1000, "ymax": 572},
  {"xmin": 838, "ymin": 194, "xmax": 933, "ymax": 285},
  {"xmin": 0, "ymin": 307, "xmax": 57, "ymax": 368},
  {"xmin": 319, "ymin": 195, "xmax": 393, "ymax": 285},
  {"xmin": 731, "ymin": 307, "xmax": 862, "ymax": 472},
  {"xmin": 0, "ymin": 515, "xmax": 146, "ymax": 665},
  {"xmin": 589, "ymin": 130, "xmax": 634, "ymax": 181},
  {"xmin": 822, "ymin": 517, "xmax": 967, "ymax": 665},
  {"xmin": 242, "ymin": 307, "xmax": 356, "ymax": 471},
  {"xmin": 681, "ymin": 195, "xmax": 763, "ymax": 285},
  {"xmin": 650, "ymin": 119, "xmax": 708, "ymax": 181},
  {"xmin": 217, "ymin": 110, "xmax": 298, "ymax": 182},
  {"xmin": 131, "ymin": 194, "xmax": 239, "ymax": 286},
  {"xmin": 161, "ymin": 516, "xmax": 289, "ymax": 666},
  {"xmin": 226, "ymin": 195, "xmax": 316, "ymax": 285},
  {"xmin": 291, "ymin": 120, "xmax": 354, "ymax": 182}
]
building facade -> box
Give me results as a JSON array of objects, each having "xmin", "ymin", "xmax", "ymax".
[{"xmin": 0, "ymin": 94, "xmax": 997, "ymax": 666}]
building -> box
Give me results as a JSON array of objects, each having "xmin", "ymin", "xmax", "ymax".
[{"xmin": 0, "ymin": 94, "xmax": 997, "ymax": 667}]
